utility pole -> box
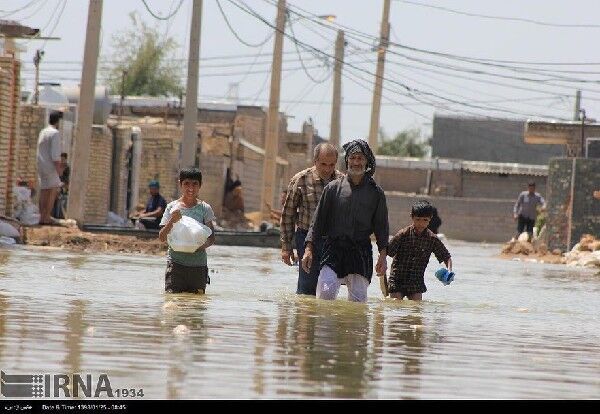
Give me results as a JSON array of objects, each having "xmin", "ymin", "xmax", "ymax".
[
  {"xmin": 329, "ymin": 29, "xmax": 344, "ymax": 151},
  {"xmin": 181, "ymin": 0, "xmax": 203, "ymax": 168},
  {"xmin": 573, "ymin": 90, "xmax": 581, "ymax": 121},
  {"xmin": 260, "ymin": 0, "xmax": 286, "ymax": 221},
  {"xmin": 33, "ymin": 49, "xmax": 43, "ymax": 105},
  {"xmin": 66, "ymin": 0, "xmax": 103, "ymax": 225},
  {"xmin": 368, "ymin": 0, "xmax": 391, "ymax": 151},
  {"xmin": 119, "ymin": 69, "xmax": 128, "ymax": 124},
  {"xmin": 580, "ymin": 108, "xmax": 586, "ymax": 157}
]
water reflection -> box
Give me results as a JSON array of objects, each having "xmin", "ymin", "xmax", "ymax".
[
  {"xmin": 0, "ymin": 294, "xmax": 7, "ymax": 361},
  {"xmin": 0, "ymin": 250, "xmax": 10, "ymax": 276},
  {"xmin": 161, "ymin": 295, "xmax": 209, "ymax": 399},
  {"xmin": 386, "ymin": 310, "xmax": 426, "ymax": 398},
  {"xmin": 67, "ymin": 256, "xmax": 88, "ymax": 270},
  {"xmin": 272, "ymin": 299, "xmax": 383, "ymax": 398}
]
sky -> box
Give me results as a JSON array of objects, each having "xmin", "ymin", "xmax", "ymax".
[{"xmin": 3, "ymin": 0, "xmax": 600, "ymax": 145}]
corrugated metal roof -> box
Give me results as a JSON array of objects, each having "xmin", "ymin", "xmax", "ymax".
[
  {"xmin": 375, "ymin": 156, "xmax": 548, "ymax": 176},
  {"xmin": 462, "ymin": 160, "xmax": 548, "ymax": 176},
  {"xmin": 376, "ymin": 156, "xmax": 462, "ymax": 171}
]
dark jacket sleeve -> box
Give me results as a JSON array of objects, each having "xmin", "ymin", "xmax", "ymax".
[
  {"xmin": 305, "ymin": 182, "xmax": 332, "ymax": 245},
  {"xmin": 373, "ymin": 188, "xmax": 389, "ymax": 252},
  {"xmin": 432, "ymin": 238, "xmax": 451, "ymax": 263}
]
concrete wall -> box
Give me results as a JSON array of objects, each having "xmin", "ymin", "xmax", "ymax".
[
  {"xmin": 0, "ymin": 57, "xmax": 20, "ymax": 216},
  {"xmin": 386, "ymin": 192, "xmax": 515, "ymax": 243},
  {"xmin": 546, "ymin": 158, "xmax": 600, "ymax": 251},
  {"xmin": 432, "ymin": 115, "xmax": 564, "ymax": 164},
  {"xmin": 462, "ymin": 172, "xmax": 547, "ymax": 200}
]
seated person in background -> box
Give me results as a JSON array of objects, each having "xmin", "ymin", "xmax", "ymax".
[
  {"xmin": 130, "ymin": 180, "xmax": 167, "ymax": 229},
  {"xmin": 266, "ymin": 190, "xmax": 287, "ymax": 225}
]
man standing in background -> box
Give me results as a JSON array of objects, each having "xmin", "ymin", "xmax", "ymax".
[
  {"xmin": 36, "ymin": 111, "xmax": 63, "ymax": 225},
  {"xmin": 513, "ymin": 181, "xmax": 546, "ymax": 241}
]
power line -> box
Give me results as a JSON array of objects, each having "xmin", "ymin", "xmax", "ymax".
[
  {"xmin": 15, "ymin": 0, "xmax": 47, "ymax": 21},
  {"xmin": 140, "ymin": 0, "xmax": 184, "ymax": 21},
  {"xmin": 229, "ymin": 0, "xmax": 573, "ymax": 121},
  {"xmin": 42, "ymin": 0, "xmax": 67, "ymax": 49},
  {"xmin": 0, "ymin": 0, "xmax": 42, "ymax": 18},
  {"xmin": 396, "ymin": 0, "xmax": 600, "ymax": 29},
  {"xmin": 216, "ymin": 0, "xmax": 273, "ymax": 47},
  {"xmin": 286, "ymin": 14, "xmax": 331, "ymax": 83}
]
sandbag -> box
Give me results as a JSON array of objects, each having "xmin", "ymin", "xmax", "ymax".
[
  {"xmin": 168, "ymin": 215, "xmax": 212, "ymax": 253},
  {"xmin": 0, "ymin": 221, "xmax": 20, "ymax": 238}
]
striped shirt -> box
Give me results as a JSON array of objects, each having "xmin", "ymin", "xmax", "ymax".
[{"xmin": 280, "ymin": 167, "xmax": 342, "ymax": 251}]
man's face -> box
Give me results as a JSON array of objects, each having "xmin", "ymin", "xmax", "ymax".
[
  {"xmin": 412, "ymin": 215, "xmax": 431, "ymax": 233},
  {"xmin": 180, "ymin": 179, "xmax": 200, "ymax": 198},
  {"xmin": 314, "ymin": 152, "xmax": 337, "ymax": 180},
  {"xmin": 528, "ymin": 185, "xmax": 535, "ymax": 194},
  {"xmin": 347, "ymin": 152, "xmax": 367, "ymax": 177},
  {"xmin": 149, "ymin": 186, "xmax": 159, "ymax": 196}
]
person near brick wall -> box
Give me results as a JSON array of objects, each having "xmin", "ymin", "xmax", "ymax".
[
  {"xmin": 387, "ymin": 200, "xmax": 453, "ymax": 301},
  {"xmin": 36, "ymin": 111, "xmax": 63, "ymax": 225},
  {"xmin": 158, "ymin": 168, "xmax": 216, "ymax": 294},
  {"xmin": 513, "ymin": 181, "xmax": 546, "ymax": 241},
  {"xmin": 130, "ymin": 180, "xmax": 167, "ymax": 229},
  {"xmin": 280, "ymin": 143, "xmax": 342, "ymax": 296}
]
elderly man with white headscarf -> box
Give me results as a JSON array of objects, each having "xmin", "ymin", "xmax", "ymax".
[{"xmin": 301, "ymin": 139, "xmax": 389, "ymax": 303}]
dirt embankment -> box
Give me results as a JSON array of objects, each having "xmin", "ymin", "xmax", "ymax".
[
  {"xmin": 500, "ymin": 234, "xmax": 600, "ymax": 268},
  {"xmin": 23, "ymin": 226, "xmax": 166, "ymax": 256}
]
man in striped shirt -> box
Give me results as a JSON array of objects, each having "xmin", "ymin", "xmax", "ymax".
[{"xmin": 280, "ymin": 143, "xmax": 343, "ymax": 295}]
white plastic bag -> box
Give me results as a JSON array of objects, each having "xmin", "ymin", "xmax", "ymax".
[
  {"xmin": 13, "ymin": 186, "xmax": 40, "ymax": 225},
  {"xmin": 0, "ymin": 221, "xmax": 20, "ymax": 238},
  {"xmin": 167, "ymin": 215, "xmax": 212, "ymax": 253}
]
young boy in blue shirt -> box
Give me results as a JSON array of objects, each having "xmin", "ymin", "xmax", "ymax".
[{"xmin": 159, "ymin": 168, "xmax": 216, "ymax": 294}]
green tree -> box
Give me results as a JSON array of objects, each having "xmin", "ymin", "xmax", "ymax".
[
  {"xmin": 103, "ymin": 13, "xmax": 183, "ymax": 97},
  {"xmin": 377, "ymin": 128, "xmax": 430, "ymax": 157}
]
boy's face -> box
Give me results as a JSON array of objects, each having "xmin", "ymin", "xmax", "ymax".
[
  {"xmin": 411, "ymin": 215, "xmax": 431, "ymax": 233},
  {"xmin": 180, "ymin": 178, "xmax": 201, "ymax": 198}
]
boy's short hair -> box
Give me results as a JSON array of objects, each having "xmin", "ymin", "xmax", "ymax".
[
  {"xmin": 61, "ymin": 152, "xmax": 68, "ymax": 159},
  {"xmin": 179, "ymin": 167, "xmax": 202, "ymax": 185},
  {"xmin": 527, "ymin": 181, "xmax": 536, "ymax": 187},
  {"xmin": 411, "ymin": 200, "xmax": 434, "ymax": 217}
]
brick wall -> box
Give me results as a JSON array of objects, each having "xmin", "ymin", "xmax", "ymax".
[
  {"xmin": 83, "ymin": 126, "xmax": 112, "ymax": 224},
  {"xmin": 198, "ymin": 153, "xmax": 226, "ymax": 217},
  {"xmin": 546, "ymin": 158, "xmax": 600, "ymax": 251},
  {"xmin": 386, "ymin": 192, "xmax": 515, "ymax": 242},
  {"xmin": 238, "ymin": 151, "xmax": 263, "ymax": 213},
  {"xmin": 109, "ymin": 126, "xmax": 131, "ymax": 218},
  {"xmin": 137, "ymin": 125, "xmax": 182, "ymax": 204},
  {"xmin": 0, "ymin": 57, "xmax": 20, "ymax": 216},
  {"xmin": 16, "ymin": 105, "xmax": 46, "ymax": 189}
]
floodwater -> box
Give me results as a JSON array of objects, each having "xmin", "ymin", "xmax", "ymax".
[{"xmin": 0, "ymin": 240, "xmax": 598, "ymax": 399}]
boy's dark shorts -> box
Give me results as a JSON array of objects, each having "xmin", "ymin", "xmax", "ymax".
[
  {"xmin": 387, "ymin": 274, "xmax": 427, "ymax": 295},
  {"xmin": 165, "ymin": 260, "xmax": 210, "ymax": 294}
]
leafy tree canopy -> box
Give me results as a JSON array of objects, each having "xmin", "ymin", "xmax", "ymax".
[
  {"xmin": 103, "ymin": 12, "xmax": 183, "ymax": 97},
  {"xmin": 377, "ymin": 128, "xmax": 430, "ymax": 157}
]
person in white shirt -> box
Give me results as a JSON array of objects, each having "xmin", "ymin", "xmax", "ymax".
[{"xmin": 36, "ymin": 111, "xmax": 63, "ymax": 225}]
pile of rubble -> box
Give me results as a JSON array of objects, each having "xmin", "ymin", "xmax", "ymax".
[
  {"xmin": 564, "ymin": 234, "xmax": 600, "ymax": 268},
  {"xmin": 501, "ymin": 233, "xmax": 600, "ymax": 268}
]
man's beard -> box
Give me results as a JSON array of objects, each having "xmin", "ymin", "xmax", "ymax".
[{"xmin": 347, "ymin": 166, "xmax": 365, "ymax": 176}]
